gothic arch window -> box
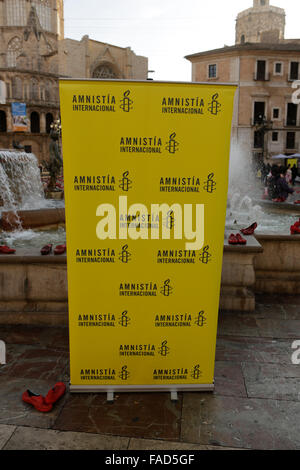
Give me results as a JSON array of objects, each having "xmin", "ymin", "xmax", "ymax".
[
  {"xmin": 6, "ymin": 0, "xmax": 26, "ymax": 26},
  {"xmin": 30, "ymin": 112, "xmax": 40, "ymax": 133},
  {"xmin": 32, "ymin": 0, "xmax": 52, "ymax": 32},
  {"xmin": 12, "ymin": 77, "xmax": 23, "ymax": 100},
  {"xmin": 92, "ymin": 64, "xmax": 118, "ymax": 79},
  {"xmin": 0, "ymin": 111, "xmax": 7, "ymax": 132},
  {"xmin": 7, "ymin": 36, "xmax": 22, "ymax": 68},
  {"xmin": 30, "ymin": 79, "xmax": 39, "ymax": 101},
  {"xmin": 241, "ymin": 35, "xmax": 245, "ymax": 44}
]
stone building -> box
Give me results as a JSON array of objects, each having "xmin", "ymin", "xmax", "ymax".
[
  {"xmin": 0, "ymin": 0, "xmax": 148, "ymax": 161},
  {"xmin": 185, "ymin": 0, "xmax": 300, "ymax": 168}
]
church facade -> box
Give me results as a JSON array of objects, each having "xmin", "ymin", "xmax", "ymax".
[{"xmin": 0, "ymin": 0, "xmax": 148, "ymax": 161}]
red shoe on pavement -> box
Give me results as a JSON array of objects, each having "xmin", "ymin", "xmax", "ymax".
[
  {"xmin": 45, "ymin": 382, "xmax": 66, "ymax": 405},
  {"xmin": 22, "ymin": 390, "xmax": 53, "ymax": 413},
  {"xmin": 0, "ymin": 245, "xmax": 16, "ymax": 254},
  {"xmin": 240, "ymin": 222, "xmax": 257, "ymax": 236}
]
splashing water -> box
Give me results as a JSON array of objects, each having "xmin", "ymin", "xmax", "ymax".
[{"xmin": 0, "ymin": 150, "xmax": 45, "ymax": 212}]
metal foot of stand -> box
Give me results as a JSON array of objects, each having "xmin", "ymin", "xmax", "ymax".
[
  {"xmin": 170, "ymin": 391, "xmax": 178, "ymax": 401},
  {"xmin": 107, "ymin": 391, "xmax": 114, "ymax": 403}
]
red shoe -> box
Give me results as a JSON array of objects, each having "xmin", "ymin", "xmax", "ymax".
[
  {"xmin": 22, "ymin": 390, "xmax": 53, "ymax": 413},
  {"xmin": 40, "ymin": 244, "xmax": 52, "ymax": 255},
  {"xmin": 228, "ymin": 234, "xmax": 238, "ymax": 245},
  {"xmin": 54, "ymin": 244, "xmax": 66, "ymax": 255},
  {"xmin": 0, "ymin": 245, "xmax": 16, "ymax": 254},
  {"xmin": 291, "ymin": 225, "xmax": 300, "ymax": 234},
  {"xmin": 45, "ymin": 382, "xmax": 66, "ymax": 405},
  {"xmin": 236, "ymin": 233, "xmax": 247, "ymax": 245},
  {"xmin": 240, "ymin": 222, "xmax": 257, "ymax": 236}
]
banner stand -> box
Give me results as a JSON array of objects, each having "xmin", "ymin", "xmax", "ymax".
[
  {"xmin": 69, "ymin": 384, "xmax": 215, "ymax": 403},
  {"xmin": 60, "ymin": 79, "xmax": 236, "ymax": 399}
]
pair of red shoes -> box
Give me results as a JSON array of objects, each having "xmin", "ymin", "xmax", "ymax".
[
  {"xmin": 40, "ymin": 244, "xmax": 66, "ymax": 255},
  {"xmin": 0, "ymin": 245, "xmax": 16, "ymax": 254},
  {"xmin": 290, "ymin": 219, "xmax": 300, "ymax": 235},
  {"xmin": 228, "ymin": 233, "xmax": 247, "ymax": 245},
  {"xmin": 22, "ymin": 382, "xmax": 66, "ymax": 413}
]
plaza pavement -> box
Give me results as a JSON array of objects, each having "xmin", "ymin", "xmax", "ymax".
[{"xmin": 0, "ymin": 294, "xmax": 300, "ymax": 451}]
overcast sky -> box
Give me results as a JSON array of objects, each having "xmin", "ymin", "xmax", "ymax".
[{"xmin": 63, "ymin": 0, "xmax": 300, "ymax": 81}]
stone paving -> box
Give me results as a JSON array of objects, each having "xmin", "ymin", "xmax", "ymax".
[{"xmin": 0, "ymin": 297, "xmax": 300, "ymax": 450}]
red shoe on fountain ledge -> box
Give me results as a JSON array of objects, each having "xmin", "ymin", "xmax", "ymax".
[
  {"xmin": 54, "ymin": 244, "xmax": 66, "ymax": 255},
  {"xmin": 0, "ymin": 245, "xmax": 16, "ymax": 254},
  {"xmin": 240, "ymin": 222, "xmax": 257, "ymax": 236},
  {"xmin": 290, "ymin": 220, "xmax": 300, "ymax": 234},
  {"xmin": 40, "ymin": 244, "xmax": 52, "ymax": 255}
]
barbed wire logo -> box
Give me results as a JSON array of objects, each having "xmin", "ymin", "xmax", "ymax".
[
  {"xmin": 120, "ymin": 90, "xmax": 133, "ymax": 112},
  {"xmin": 119, "ymin": 171, "xmax": 132, "ymax": 192},
  {"xmin": 158, "ymin": 340, "xmax": 170, "ymax": 357},
  {"xmin": 195, "ymin": 311, "xmax": 207, "ymax": 327},
  {"xmin": 203, "ymin": 173, "xmax": 216, "ymax": 193},
  {"xmin": 160, "ymin": 279, "xmax": 173, "ymax": 296},
  {"xmin": 191, "ymin": 364, "xmax": 202, "ymax": 380},
  {"xmin": 119, "ymin": 244, "xmax": 131, "ymax": 263},
  {"xmin": 119, "ymin": 365, "xmax": 130, "ymax": 380},
  {"xmin": 199, "ymin": 245, "xmax": 212, "ymax": 264},
  {"xmin": 164, "ymin": 210, "xmax": 175, "ymax": 230},
  {"xmin": 165, "ymin": 132, "xmax": 179, "ymax": 154},
  {"xmin": 208, "ymin": 93, "xmax": 221, "ymax": 115},
  {"xmin": 119, "ymin": 310, "xmax": 131, "ymax": 327}
]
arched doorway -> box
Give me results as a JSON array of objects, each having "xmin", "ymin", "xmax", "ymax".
[{"xmin": 30, "ymin": 111, "xmax": 40, "ymax": 133}]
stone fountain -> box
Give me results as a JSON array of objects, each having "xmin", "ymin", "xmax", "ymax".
[{"xmin": 0, "ymin": 150, "xmax": 65, "ymax": 231}]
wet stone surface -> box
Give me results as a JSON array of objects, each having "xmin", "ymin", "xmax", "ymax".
[{"xmin": 0, "ymin": 300, "xmax": 299, "ymax": 450}]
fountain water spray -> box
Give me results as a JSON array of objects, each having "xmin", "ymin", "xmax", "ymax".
[{"xmin": 0, "ymin": 150, "xmax": 45, "ymax": 213}]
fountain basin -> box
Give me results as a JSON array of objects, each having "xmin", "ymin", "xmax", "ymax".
[
  {"xmin": 0, "ymin": 208, "xmax": 65, "ymax": 231},
  {"xmin": 255, "ymin": 234, "xmax": 300, "ymax": 295},
  {"xmin": 0, "ymin": 235, "xmax": 274, "ymax": 325}
]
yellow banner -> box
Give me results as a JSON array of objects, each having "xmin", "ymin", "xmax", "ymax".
[{"xmin": 59, "ymin": 80, "xmax": 236, "ymax": 391}]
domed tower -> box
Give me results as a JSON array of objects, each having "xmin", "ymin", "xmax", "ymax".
[{"xmin": 236, "ymin": 0, "xmax": 285, "ymax": 45}]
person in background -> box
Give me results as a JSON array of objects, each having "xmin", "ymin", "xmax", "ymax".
[
  {"xmin": 274, "ymin": 166, "xmax": 295, "ymax": 202},
  {"xmin": 292, "ymin": 164, "xmax": 298, "ymax": 186},
  {"xmin": 285, "ymin": 164, "xmax": 292, "ymax": 185}
]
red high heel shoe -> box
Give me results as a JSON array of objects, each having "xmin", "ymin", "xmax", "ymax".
[
  {"xmin": 236, "ymin": 233, "xmax": 247, "ymax": 245},
  {"xmin": 40, "ymin": 244, "xmax": 52, "ymax": 255},
  {"xmin": 54, "ymin": 244, "xmax": 66, "ymax": 255},
  {"xmin": 240, "ymin": 222, "xmax": 257, "ymax": 236},
  {"xmin": 0, "ymin": 245, "xmax": 16, "ymax": 254},
  {"xmin": 22, "ymin": 390, "xmax": 53, "ymax": 413},
  {"xmin": 45, "ymin": 382, "xmax": 66, "ymax": 405},
  {"xmin": 228, "ymin": 234, "xmax": 238, "ymax": 245}
]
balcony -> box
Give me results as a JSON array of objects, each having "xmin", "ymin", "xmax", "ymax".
[{"xmin": 253, "ymin": 72, "xmax": 270, "ymax": 82}]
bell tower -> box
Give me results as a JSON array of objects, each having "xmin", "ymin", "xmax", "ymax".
[{"xmin": 236, "ymin": 0, "xmax": 285, "ymax": 45}]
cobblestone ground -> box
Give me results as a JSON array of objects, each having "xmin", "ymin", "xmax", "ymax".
[{"xmin": 0, "ymin": 296, "xmax": 300, "ymax": 450}]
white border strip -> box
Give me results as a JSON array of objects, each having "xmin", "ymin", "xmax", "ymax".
[{"xmin": 70, "ymin": 384, "xmax": 214, "ymax": 393}]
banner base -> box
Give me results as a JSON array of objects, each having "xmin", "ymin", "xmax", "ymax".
[{"xmin": 69, "ymin": 383, "xmax": 214, "ymax": 400}]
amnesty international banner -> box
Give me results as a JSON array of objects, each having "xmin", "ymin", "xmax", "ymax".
[{"xmin": 59, "ymin": 80, "xmax": 236, "ymax": 393}]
